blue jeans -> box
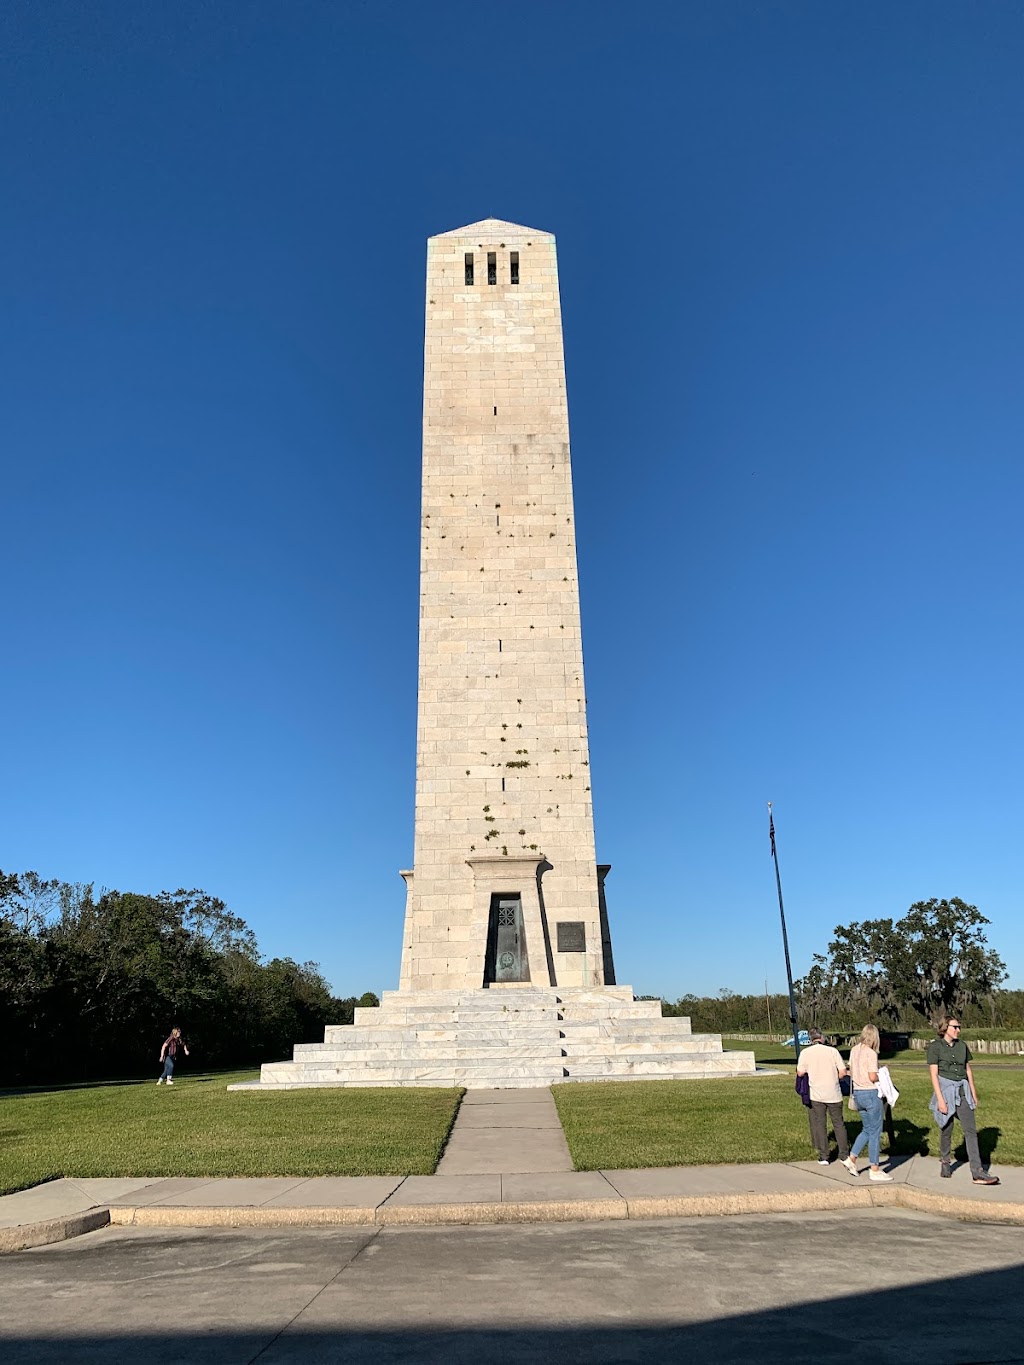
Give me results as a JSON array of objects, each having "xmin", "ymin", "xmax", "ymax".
[
  {"xmin": 850, "ymin": 1089, "xmax": 883, "ymax": 1165},
  {"xmin": 161, "ymin": 1055, "xmax": 175, "ymax": 1081}
]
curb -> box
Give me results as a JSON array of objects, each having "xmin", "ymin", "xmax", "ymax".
[
  {"xmin": 0, "ymin": 1209, "xmax": 110, "ymax": 1254},
  {"xmin": 6, "ymin": 1183, "xmax": 1024, "ymax": 1250},
  {"xmin": 108, "ymin": 1205, "xmax": 375, "ymax": 1229},
  {"xmin": 377, "ymin": 1197, "xmax": 627, "ymax": 1226},
  {"xmin": 98, "ymin": 1185, "xmax": 1024, "ymax": 1230}
]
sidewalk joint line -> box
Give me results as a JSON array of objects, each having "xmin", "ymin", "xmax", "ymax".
[{"xmin": 245, "ymin": 1226, "xmax": 383, "ymax": 1365}]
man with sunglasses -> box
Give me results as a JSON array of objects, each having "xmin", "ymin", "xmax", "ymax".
[{"xmin": 927, "ymin": 1016, "xmax": 999, "ymax": 1185}]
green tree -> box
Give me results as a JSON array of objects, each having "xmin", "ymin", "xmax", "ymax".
[{"xmin": 799, "ymin": 898, "xmax": 1006, "ymax": 1026}]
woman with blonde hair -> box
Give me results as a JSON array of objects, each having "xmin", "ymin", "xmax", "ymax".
[{"xmin": 847, "ymin": 1024, "xmax": 892, "ymax": 1181}]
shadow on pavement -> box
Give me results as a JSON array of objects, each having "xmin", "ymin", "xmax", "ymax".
[{"xmin": 1, "ymin": 1258, "xmax": 1022, "ymax": 1362}]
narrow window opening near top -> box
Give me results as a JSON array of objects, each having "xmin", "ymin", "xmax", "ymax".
[
  {"xmin": 510, "ymin": 252, "xmax": 519, "ymax": 286},
  {"xmin": 465, "ymin": 253, "xmax": 474, "ymax": 286},
  {"xmin": 487, "ymin": 252, "xmax": 497, "ymax": 285}
]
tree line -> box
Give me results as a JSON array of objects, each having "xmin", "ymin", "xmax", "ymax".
[
  {"xmin": 657, "ymin": 898, "xmax": 1021, "ymax": 1035},
  {"xmin": 0, "ymin": 870, "xmax": 378, "ymax": 1085}
]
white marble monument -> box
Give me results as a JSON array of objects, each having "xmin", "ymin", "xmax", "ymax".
[{"xmin": 236, "ymin": 219, "xmax": 756, "ymax": 1088}]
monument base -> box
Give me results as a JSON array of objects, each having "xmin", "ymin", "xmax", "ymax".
[{"xmin": 228, "ymin": 988, "xmax": 757, "ymax": 1090}]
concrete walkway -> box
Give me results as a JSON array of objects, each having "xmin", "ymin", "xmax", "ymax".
[{"xmin": 435, "ymin": 1086, "xmax": 573, "ymax": 1175}]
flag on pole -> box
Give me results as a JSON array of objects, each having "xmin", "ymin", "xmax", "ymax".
[{"xmin": 769, "ymin": 807, "xmax": 776, "ymax": 858}]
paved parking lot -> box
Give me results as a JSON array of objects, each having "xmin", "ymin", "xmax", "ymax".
[{"xmin": 2, "ymin": 1209, "xmax": 1023, "ymax": 1363}]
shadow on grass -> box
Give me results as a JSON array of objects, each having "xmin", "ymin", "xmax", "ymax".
[
  {"xmin": 887, "ymin": 1117, "xmax": 931, "ymax": 1156},
  {"xmin": 956, "ymin": 1125, "xmax": 1002, "ymax": 1166},
  {"xmin": 0, "ymin": 1068, "xmax": 259, "ymax": 1099}
]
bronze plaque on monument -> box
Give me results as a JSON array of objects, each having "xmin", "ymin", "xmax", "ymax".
[{"xmin": 557, "ymin": 921, "xmax": 586, "ymax": 953}]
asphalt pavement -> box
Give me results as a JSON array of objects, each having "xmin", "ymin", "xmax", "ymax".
[{"xmin": 1, "ymin": 1210, "xmax": 1023, "ymax": 1363}]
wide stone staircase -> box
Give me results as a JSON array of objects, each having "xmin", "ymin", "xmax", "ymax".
[{"xmin": 228, "ymin": 987, "xmax": 757, "ymax": 1090}]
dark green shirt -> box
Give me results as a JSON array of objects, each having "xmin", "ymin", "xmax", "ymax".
[{"xmin": 926, "ymin": 1037, "xmax": 972, "ymax": 1081}]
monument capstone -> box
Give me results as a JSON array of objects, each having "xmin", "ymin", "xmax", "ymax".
[{"xmin": 235, "ymin": 219, "xmax": 756, "ymax": 1088}]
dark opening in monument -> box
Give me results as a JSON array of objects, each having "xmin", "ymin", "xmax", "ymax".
[
  {"xmin": 464, "ymin": 252, "xmax": 474, "ymax": 285},
  {"xmin": 484, "ymin": 894, "xmax": 530, "ymax": 983},
  {"xmin": 510, "ymin": 251, "xmax": 519, "ymax": 285},
  {"xmin": 487, "ymin": 251, "xmax": 497, "ymax": 285}
]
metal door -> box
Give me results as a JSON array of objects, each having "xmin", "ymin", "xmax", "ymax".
[{"xmin": 488, "ymin": 895, "xmax": 530, "ymax": 982}]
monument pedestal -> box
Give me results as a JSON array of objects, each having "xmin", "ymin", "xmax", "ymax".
[{"xmin": 228, "ymin": 989, "xmax": 756, "ymax": 1090}]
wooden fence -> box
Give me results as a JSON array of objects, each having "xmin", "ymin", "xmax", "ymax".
[
  {"xmin": 723, "ymin": 1033, "xmax": 1024, "ymax": 1053},
  {"xmin": 908, "ymin": 1037, "xmax": 1024, "ymax": 1055}
]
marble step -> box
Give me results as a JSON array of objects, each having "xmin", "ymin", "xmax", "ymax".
[
  {"xmin": 260, "ymin": 1064, "xmax": 565, "ymax": 1085},
  {"xmin": 289, "ymin": 1043, "xmax": 565, "ymax": 1063},
  {"xmin": 266, "ymin": 1051, "xmax": 563, "ymax": 1074},
  {"xmin": 231, "ymin": 1075, "xmax": 561, "ymax": 1091},
  {"xmin": 295, "ymin": 1035, "xmax": 721, "ymax": 1062},
  {"xmin": 319, "ymin": 1023, "xmax": 559, "ymax": 1046},
  {"xmin": 563, "ymin": 1052, "xmax": 756, "ymax": 1077},
  {"xmin": 378, "ymin": 986, "xmax": 639, "ymax": 1006},
  {"xmin": 556, "ymin": 1003, "xmax": 664, "ymax": 1020},
  {"xmin": 559, "ymin": 1038, "xmax": 725, "ymax": 1058},
  {"xmin": 555, "ymin": 1020, "xmax": 697, "ymax": 1038},
  {"xmin": 350, "ymin": 1004, "xmax": 666, "ymax": 1028}
]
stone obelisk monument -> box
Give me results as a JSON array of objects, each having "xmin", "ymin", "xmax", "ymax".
[
  {"xmin": 235, "ymin": 219, "xmax": 755, "ymax": 1088},
  {"xmin": 399, "ymin": 217, "xmax": 611, "ymax": 993}
]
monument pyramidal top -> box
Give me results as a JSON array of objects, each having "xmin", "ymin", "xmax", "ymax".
[
  {"xmin": 433, "ymin": 216, "xmax": 554, "ymax": 240},
  {"xmin": 231, "ymin": 218, "xmax": 757, "ymax": 1089}
]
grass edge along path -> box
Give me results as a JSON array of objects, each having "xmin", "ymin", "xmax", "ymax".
[
  {"xmin": 0, "ymin": 1071, "xmax": 464, "ymax": 1196},
  {"xmin": 553, "ymin": 1052, "xmax": 1024, "ymax": 1172}
]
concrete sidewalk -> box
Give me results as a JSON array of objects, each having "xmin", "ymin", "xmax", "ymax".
[{"xmin": 4, "ymin": 1155, "xmax": 1024, "ymax": 1252}]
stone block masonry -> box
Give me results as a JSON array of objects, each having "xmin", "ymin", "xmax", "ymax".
[{"xmin": 402, "ymin": 218, "xmax": 605, "ymax": 993}]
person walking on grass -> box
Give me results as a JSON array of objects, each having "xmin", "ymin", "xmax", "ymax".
[
  {"xmin": 796, "ymin": 1027, "xmax": 855, "ymax": 1170},
  {"xmin": 928, "ymin": 1015, "xmax": 999, "ymax": 1185},
  {"xmin": 847, "ymin": 1024, "xmax": 892, "ymax": 1182},
  {"xmin": 157, "ymin": 1027, "xmax": 189, "ymax": 1085}
]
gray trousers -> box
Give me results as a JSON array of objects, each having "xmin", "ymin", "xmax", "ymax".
[
  {"xmin": 938, "ymin": 1094, "xmax": 985, "ymax": 1176},
  {"xmin": 808, "ymin": 1101, "xmax": 850, "ymax": 1160}
]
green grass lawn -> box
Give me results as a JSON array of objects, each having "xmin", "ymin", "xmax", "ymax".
[
  {"xmin": 552, "ymin": 1047, "xmax": 1024, "ymax": 1172},
  {"xmin": 0, "ymin": 1071, "xmax": 463, "ymax": 1196}
]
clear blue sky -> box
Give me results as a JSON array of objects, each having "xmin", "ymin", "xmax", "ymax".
[{"xmin": 3, "ymin": 2, "xmax": 1022, "ymax": 999}]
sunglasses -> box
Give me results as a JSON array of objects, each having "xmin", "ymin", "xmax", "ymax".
[{"xmin": 949, "ymin": 1025, "xmax": 961, "ymax": 1031}]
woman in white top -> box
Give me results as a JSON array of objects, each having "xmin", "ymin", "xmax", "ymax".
[{"xmin": 848, "ymin": 1024, "xmax": 892, "ymax": 1181}]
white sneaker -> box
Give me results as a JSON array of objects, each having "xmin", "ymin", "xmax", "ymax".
[
  {"xmin": 166, "ymin": 1079, "xmax": 173, "ymax": 1086},
  {"xmin": 842, "ymin": 1157, "xmax": 858, "ymax": 1176},
  {"xmin": 816, "ymin": 1158, "xmax": 829, "ymax": 1165},
  {"xmin": 869, "ymin": 1169, "xmax": 893, "ymax": 1182},
  {"xmin": 156, "ymin": 1078, "xmax": 163, "ymax": 1084}
]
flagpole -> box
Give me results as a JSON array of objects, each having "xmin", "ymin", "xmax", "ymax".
[{"xmin": 768, "ymin": 801, "xmax": 801, "ymax": 1062}]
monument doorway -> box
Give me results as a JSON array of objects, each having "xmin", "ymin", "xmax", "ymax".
[{"xmin": 485, "ymin": 894, "xmax": 530, "ymax": 983}]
